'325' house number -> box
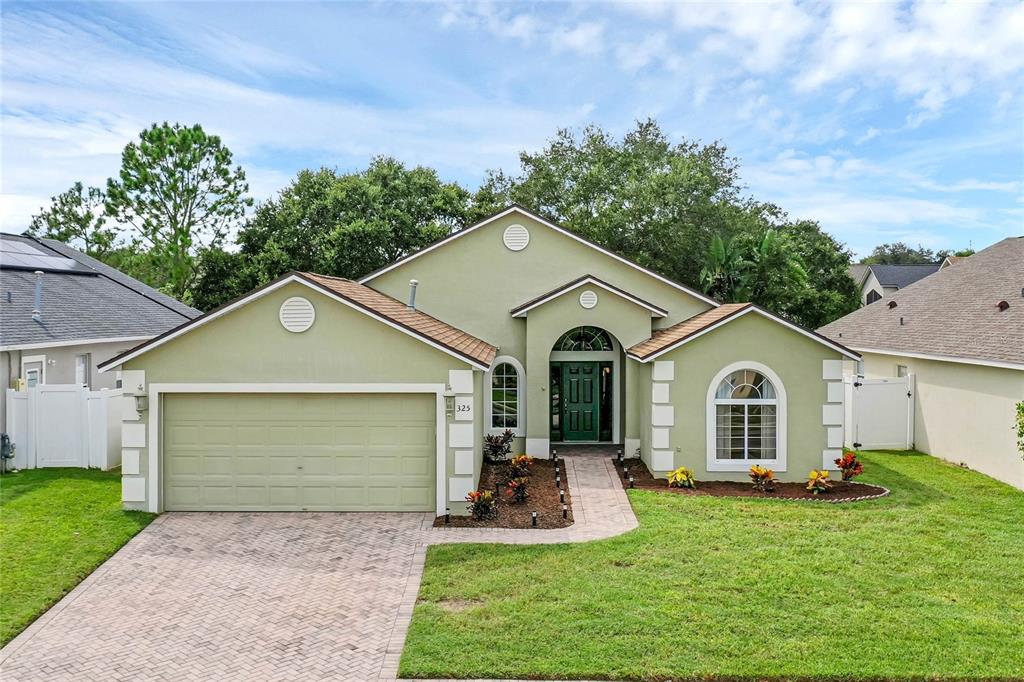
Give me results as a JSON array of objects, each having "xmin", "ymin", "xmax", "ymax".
[{"xmin": 454, "ymin": 396, "xmax": 473, "ymax": 420}]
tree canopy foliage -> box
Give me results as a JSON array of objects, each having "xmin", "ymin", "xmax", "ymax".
[
  {"xmin": 29, "ymin": 118, "xmax": 876, "ymax": 329},
  {"xmin": 861, "ymin": 241, "xmax": 974, "ymax": 265},
  {"xmin": 188, "ymin": 158, "xmax": 469, "ymax": 311},
  {"xmin": 105, "ymin": 122, "xmax": 251, "ymax": 299},
  {"xmin": 27, "ymin": 182, "xmax": 116, "ymax": 258}
]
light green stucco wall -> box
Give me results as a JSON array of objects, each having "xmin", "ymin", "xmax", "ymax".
[
  {"xmin": 366, "ymin": 212, "xmax": 712, "ymax": 361},
  {"xmin": 366, "ymin": 211, "xmax": 711, "ymax": 453},
  {"xmin": 121, "ymin": 281, "xmax": 478, "ymax": 512},
  {"xmin": 129, "ymin": 282, "xmax": 469, "ymax": 384},
  {"xmin": 654, "ymin": 312, "xmax": 844, "ymax": 482}
]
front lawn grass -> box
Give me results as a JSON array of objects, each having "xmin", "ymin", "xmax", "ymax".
[
  {"xmin": 401, "ymin": 451, "xmax": 1024, "ymax": 681},
  {"xmin": 0, "ymin": 468, "xmax": 154, "ymax": 646}
]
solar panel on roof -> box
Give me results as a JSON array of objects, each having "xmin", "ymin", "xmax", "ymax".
[{"xmin": 0, "ymin": 238, "xmax": 96, "ymax": 274}]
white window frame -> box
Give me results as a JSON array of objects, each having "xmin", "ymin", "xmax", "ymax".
[
  {"xmin": 21, "ymin": 354, "xmax": 46, "ymax": 387},
  {"xmin": 706, "ymin": 361, "xmax": 787, "ymax": 472},
  {"xmin": 484, "ymin": 355, "xmax": 525, "ymax": 437},
  {"xmin": 75, "ymin": 353, "xmax": 92, "ymax": 388}
]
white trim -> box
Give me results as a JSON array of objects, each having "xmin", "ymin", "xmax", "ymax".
[
  {"xmin": 512, "ymin": 276, "xmax": 668, "ymax": 318},
  {"xmin": 145, "ymin": 382, "xmax": 448, "ymax": 515},
  {"xmin": 359, "ymin": 206, "xmax": 719, "ymax": 306},
  {"xmin": 705, "ymin": 361, "xmax": 788, "ymax": 473},
  {"xmin": 629, "ymin": 307, "xmax": 860, "ymax": 362},
  {"xmin": 98, "ymin": 275, "xmax": 488, "ymax": 372},
  {"xmin": 0, "ymin": 335, "xmax": 154, "ymax": 352},
  {"xmin": 21, "ymin": 354, "xmax": 46, "ymax": 385},
  {"xmin": 526, "ymin": 437, "xmax": 550, "ymax": 458},
  {"xmin": 484, "ymin": 355, "xmax": 526, "ymax": 437},
  {"xmin": 849, "ymin": 346, "xmax": 1024, "ymax": 371}
]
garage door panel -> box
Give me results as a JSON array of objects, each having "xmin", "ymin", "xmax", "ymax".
[{"xmin": 164, "ymin": 393, "xmax": 436, "ymax": 511}]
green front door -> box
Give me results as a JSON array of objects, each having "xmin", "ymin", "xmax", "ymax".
[{"xmin": 561, "ymin": 362, "xmax": 600, "ymax": 441}]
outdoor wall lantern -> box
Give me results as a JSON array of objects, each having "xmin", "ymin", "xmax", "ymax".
[
  {"xmin": 443, "ymin": 385, "xmax": 456, "ymax": 417},
  {"xmin": 134, "ymin": 394, "xmax": 149, "ymax": 413}
]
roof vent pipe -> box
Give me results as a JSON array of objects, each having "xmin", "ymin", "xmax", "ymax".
[
  {"xmin": 32, "ymin": 270, "xmax": 43, "ymax": 323},
  {"xmin": 407, "ymin": 279, "xmax": 419, "ymax": 311}
]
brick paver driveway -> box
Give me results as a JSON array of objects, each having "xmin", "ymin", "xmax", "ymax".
[{"xmin": 0, "ymin": 456, "xmax": 635, "ymax": 681}]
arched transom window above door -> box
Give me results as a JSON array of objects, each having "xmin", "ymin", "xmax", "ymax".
[{"xmin": 555, "ymin": 326, "xmax": 614, "ymax": 352}]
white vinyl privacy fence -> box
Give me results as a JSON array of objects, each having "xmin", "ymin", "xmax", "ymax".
[
  {"xmin": 844, "ymin": 374, "xmax": 915, "ymax": 450},
  {"xmin": 5, "ymin": 385, "xmax": 125, "ymax": 470}
]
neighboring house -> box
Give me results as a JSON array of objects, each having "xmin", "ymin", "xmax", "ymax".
[
  {"xmin": 99, "ymin": 206, "xmax": 859, "ymax": 514},
  {"xmin": 0, "ymin": 232, "xmax": 200, "ymax": 432},
  {"xmin": 850, "ymin": 263, "xmax": 941, "ymax": 306},
  {"xmin": 939, "ymin": 254, "xmax": 967, "ymax": 269},
  {"xmin": 821, "ymin": 237, "xmax": 1024, "ymax": 490}
]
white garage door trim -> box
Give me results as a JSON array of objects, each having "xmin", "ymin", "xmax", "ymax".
[{"xmin": 148, "ymin": 383, "xmax": 447, "ymax": 514}]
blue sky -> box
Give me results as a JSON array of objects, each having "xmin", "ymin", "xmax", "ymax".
[{"xmin": 1, "ymin": 1, "xmax": 1021, "ymax": 257}]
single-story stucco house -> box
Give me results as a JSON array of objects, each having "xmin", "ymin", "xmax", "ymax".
[
  {"xmin": 0, "ymin": 232, "xmax": 199, "ymax": 432},
  {"xmin": 822, "ymin": 236, "xmax": 1023, "ymax": 491},
  {"xmin": 99, "ymin": 206, "xmax": 860, "ymax": 514}
]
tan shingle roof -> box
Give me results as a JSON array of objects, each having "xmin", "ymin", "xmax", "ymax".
[
  {"xmin": 819, "ymin": 237, "xmax": 1024, "ymax": 367},
  {"xmin": 628, "ymin": 303, "xmax": 751, "ymax": 360},
  {"xmin": 302, "ymin": 273, "xmax": 497, "ymax": 368}
]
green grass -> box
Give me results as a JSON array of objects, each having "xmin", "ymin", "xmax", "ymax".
[
  {"xmin": 400, "ymin": 452, "xmax": 1024, "ymax": 681},
  {"xmin": 0, "ymin": 468, "xmax": 154, "ymax": 646}
]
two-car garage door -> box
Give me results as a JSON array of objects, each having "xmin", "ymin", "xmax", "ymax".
[{"xmin": 163, "ymin": 393, "xmax": 436, "ymax": 511}]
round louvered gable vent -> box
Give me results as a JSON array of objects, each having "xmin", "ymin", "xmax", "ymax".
[
  {"xmin": 279, "ymin": 296, "xmax": 316, "ymax": 333},
  {"xmin": 502, "ymin": 224, "xmax": 530, "ymax": 251},
  {"xmin": 579, "ymin": 290, "xmax": 598, "ymax": 309}
]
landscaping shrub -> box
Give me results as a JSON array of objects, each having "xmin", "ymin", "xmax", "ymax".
[
  {"xmin": 748, "ymin": 465, "xmax": 776, "ymax": 492},
  {"xmin": 806, "ymin": 470, "xmax": 833, "ymax": 494},
  {"xmin": 508, "ymin": 455, "xmax": 534, "ymax": 479},
  {"xmin": 667, "ymin": 466, "xmax": 697, "ymax": 489},
  {"xmin": 483, "ymin": 430, "xmax": 514, "ymax": 463},
  {"xmin": 1016, "ymin": 401, "xmax": 1024, "ymax": 460},
  {"xmin": 466, "ymin": 490, "xmax": 497, "ymax": 519},
  {"xmin": 505, "ymin": 477, "xmax": 529, "ymax": 504},
  {"xmin": 834, "ymin": 450, "xmax": 864, "ymax": 480}
]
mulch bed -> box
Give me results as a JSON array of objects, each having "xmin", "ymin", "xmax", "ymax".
[
  {"xmin": 433, "ymin": 458, "xmax": 574, "ymax": 528},
  {"xmin": 617, "ymin": 458, "xmax": 889, "ymax": 503}
]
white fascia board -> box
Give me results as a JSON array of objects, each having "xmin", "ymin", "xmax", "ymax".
[
  {"xmin": 511, "ymin": 277, "xmax": 669, "ymax": 318},
  {"xmin": 0, "ymin": 335, "xmax": 154, "ymax": 352},
  {"xmin": 358, "ymin": 206, "xmax": 719, "ymax": 307},
  {"xmin": 98, "ymin": 275, "xmax": 488, "ymax": 372},
  {"xmin": 629, "ymin": 307, "xmax": 861, "ymax": 363},
  {"xmin": 850, "ymin": 346, "xmax": 1024, "ymax": 371}
]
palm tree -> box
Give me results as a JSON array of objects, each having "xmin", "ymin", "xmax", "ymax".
[{"xmin": 700, "ymin": 234, "xmax": 750, "ymax": 302}]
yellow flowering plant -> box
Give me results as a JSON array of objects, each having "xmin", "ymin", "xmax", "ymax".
[
  {"xmin": 748, "ymin": 465, "xmax": 776, "ymax": 492},
  {"xmin": 667, "ymin": 466, "xmax": 697, "ymax": 489},
  {"xmin": 806, "ymin": 470, "xmax": 833, "ymax": 494}
]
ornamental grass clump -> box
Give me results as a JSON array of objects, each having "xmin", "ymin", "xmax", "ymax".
[
  {"xmin": 834, "ymin": 450, "xmax": 864, "ymax": 480},
  {"xmin": 748, "ymin": 465, "xmax": 776, "ymax": 492},
  {"xmin": 667, "ymin": 466, "xmax": 697, "ymax": 489},
  {"xmin": 505, "ymin": 477, "xmax": 529, "ymax": 504},
  {"xmin": 806, "ymin": 470, "xmax": 833, "ymax": 494},
  {"xmin": 508, "ymin": 455, "xmax": 534, "ymax": 479},
  {"xmin": 466, "ymin": 490, "xmax": 497, "ymax": 520}
]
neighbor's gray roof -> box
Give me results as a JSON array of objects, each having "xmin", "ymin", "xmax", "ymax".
[
  {"xmin": 1, "ymin": 233, "xmax": 200, "ymax": 349},
  {"xmin": 865, "ymin": 263, "xmax": 941, "ymax": 289},
  {"xmin": 819, "ymin": 237, "xmax": 1024, "ymax": 366}
]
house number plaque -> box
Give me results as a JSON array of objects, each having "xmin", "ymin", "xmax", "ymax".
[{"xmin": 455, "ymin": 396, "xmax": 474, "ymax": 421}]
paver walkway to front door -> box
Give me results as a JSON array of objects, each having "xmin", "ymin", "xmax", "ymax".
[{"xmin": 0, "ymin": 456, "xmax": 637, "ymax": 682}]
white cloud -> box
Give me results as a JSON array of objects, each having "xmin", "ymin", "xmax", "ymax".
[
  {"xmin": 856, "ymin": 127, "xmax": 881, "ymax": 144},
  {"xmin": 795, "ymin": 1, "xmax": 1024, "ymax": 119}
]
